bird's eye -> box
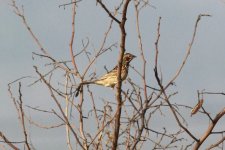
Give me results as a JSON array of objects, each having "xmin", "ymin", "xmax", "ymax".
[{"xmin": 125, "ymin": 57, "xmax": 130, "ymax": 61}]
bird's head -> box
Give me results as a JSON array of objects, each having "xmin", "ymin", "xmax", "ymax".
[{"xmin": 123, "ymin": 53, "xmax": 136, "ymax": 65}]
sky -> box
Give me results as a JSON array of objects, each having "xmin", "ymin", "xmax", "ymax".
[{"xmin": 1, "ymin": 0, "xmax": 225, "ymax": 149}]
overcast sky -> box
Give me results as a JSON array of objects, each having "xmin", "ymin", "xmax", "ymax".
[{"xmin": 1, "ymin": 0, "xmax": 225, "ymax": 149}]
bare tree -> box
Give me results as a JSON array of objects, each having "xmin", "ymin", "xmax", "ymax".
[{"xmin": 2, "ymin": 0, "xmax": 224, "ymax": 149}]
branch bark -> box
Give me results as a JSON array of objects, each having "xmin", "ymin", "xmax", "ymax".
[
  {"xmin": 193, "ymin": 108, "xmax": 225, "ymax": 149},
  {"xmin": 0, "ymin": 132, "xmax": 20, "ymax": 150},
  {"xmin": 113, "ymin": 0, "xmax": 131, "ymax": 149}
]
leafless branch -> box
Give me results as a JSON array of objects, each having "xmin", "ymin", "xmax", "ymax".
[
  {"xmin": 96, "ymin": 0, "xmax": 121, "ymax": 24},
  {"xmin": 113, "ymin": 1, "xmax": 131, "ymax": 149},
  {"xmin": 0, "ymin": 132, "xmax": 20, "ymax": 150},
  {"xmin": 206, "ymin": 136, "xmax": 225, "ymax": 150},
  {"xmin": 34, "ymin": 66, "xmax": 85, "ymax": 149},
  {"xmin": 18, "ymin": 83, "xmax": 31, "ymax": 150},
  {"xmin": 193, "ymin": 107, "xmax": 225, "ymax": 149},
  {"xmin": 165, "ymin": 14, "xmax": 211, "ymax": 90}
]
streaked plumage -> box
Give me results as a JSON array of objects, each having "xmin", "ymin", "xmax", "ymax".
[{"xmin": 75, "ymin": 53, "xmax": 136, "ymax": 97}]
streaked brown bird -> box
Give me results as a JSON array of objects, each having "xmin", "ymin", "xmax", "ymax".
[{"xmin": 75, "ymin": 53, "xmax": 136, "ymax": 97}]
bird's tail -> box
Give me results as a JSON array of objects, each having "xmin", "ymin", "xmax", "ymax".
[{"xmin": 75, "ymin": 81, "xmax": 95, "ymax": 97}]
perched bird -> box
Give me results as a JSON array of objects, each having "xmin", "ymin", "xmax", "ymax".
[{"xmin": 75, "ymin": 53, "xmax": 136, "ymax": 97}]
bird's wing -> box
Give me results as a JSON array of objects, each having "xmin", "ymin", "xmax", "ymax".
[{"xmin": 97, "ymin": 66, "xmax": 118, "ymax": 81}]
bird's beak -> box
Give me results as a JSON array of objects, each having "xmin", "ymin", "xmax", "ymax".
[{"xmin": 132, "ymin": 54, "xmax": 136, "ymax": 58}]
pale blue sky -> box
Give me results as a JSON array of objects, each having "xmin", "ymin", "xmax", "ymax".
[{"xmin": 1, "ymin": 0, "xmax": 225, "ymax": 149}]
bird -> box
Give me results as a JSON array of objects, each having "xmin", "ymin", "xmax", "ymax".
[{"xmin": 75, "ymin": 53, "xmax": 136, "ymax": 97}]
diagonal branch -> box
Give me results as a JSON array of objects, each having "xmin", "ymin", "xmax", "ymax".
[
  {"xmin": 34, "ymin": 66, "xmax": 85, "ymax": 149},
  {"xmin": 96, "ymin": 0, "xmax": 121, "ymax": 24},
  {"xmin": 0, "ymin": 132, "xmax": 20, "ymax": 150},
  {"xmin": 193, "ymin": 107, "xmax": 225, "ymax": 149},
  {"xmin": 206, "ymin": 136, "xmax": 225, "ymax": 150},
  {"xmin": 149, "ymin": 14, "xmax": 211, "ymax": 107},
  {"xmin": 154, "ymin": 68, "xmax": 198, "ymax": 142},
  {"xmin": 164, "ymin": 14, "xmax": 211, "ymax": 90}
]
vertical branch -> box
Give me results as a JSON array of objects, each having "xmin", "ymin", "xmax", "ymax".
[
  {"xmin": 130, "ymin": 1, "xmax": 151, "ymax": 148},
  {"xmin": 78, "ymin": 95, "xmax": 87, "ymax": 149},
  {"xmin": 134, "ymin": 0, "xmax": 147, "ymax": 101},
  {"xmin": 69, "ymin": 2, "xmax": 87, "ymax": 148},
  {"xmin": 70, "ymin": 0, "xmax": 80, "ymax": 77},
  {"xmin": 113, "ymin": 1, "xmax": 131, "ymax": 149},
  {"xmin": 87, "ymin": 87, "xmax": 100, "ymax": 128},
  {"xmin": 18, "ymin": 83, "xmax": 31, "ymax": 150},
  {"xmin": 65, "ymin": 74, "xmax": 73, "ymax": 150},
  {"xmin": 154, "ymin": 17, "xmax": 161, "ymax": 68}
]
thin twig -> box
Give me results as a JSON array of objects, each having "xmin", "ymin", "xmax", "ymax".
[
  {"xmin": 69, "ymin": 0, "xmax": 80, "ymax": 77},
  {"xmin": 0, "ymin": 132, "xmax": 20, "ymax": 150},
  {"xmin": 34, "ymin": 66, "xmax": 85, "ymax": 149},
  {"xmin": 18, "ymin": 83, "xmax": 31, "ymax": 150},
  {"xmin": 96, "ymin": 0, "xmax": 121, "ymax": 24},
  {"xmin": 206, "ymin": 136, "xmax": 225, "ymax": 150}
]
